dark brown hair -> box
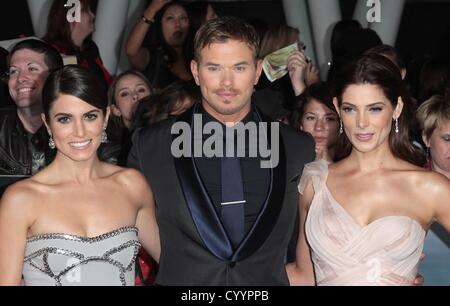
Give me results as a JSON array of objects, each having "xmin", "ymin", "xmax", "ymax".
[
  {"xmin": 333, "ymin": 53, "xmax": 426, "ymax": 166},
  {"xmin": 42, "ymin": 65, "xmax": 107, "ymax": 123},
  {"xmin": 290, "ymin": 81, "xmax": 336, "ymax": 131},
  {"xmin": 8, "ymin": 39, "xmax": 63, "ymax": 71},
  {"xmin": 193, "ymin": 16, "xmax": 260, "ymax": 62},
  {"xmin": 363, "ymin": 44, "xmax": 405, "ymax": 71}
]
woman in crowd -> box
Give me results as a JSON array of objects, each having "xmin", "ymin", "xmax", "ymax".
[
  {"xmin": 416, "ymin": 95, "xmax": 450, "ymax": 179},
  {"xmin": 290, "ymin": 82, "xmax": 340, "ymax": 163},
  {"xmin": 109, "ymin": 70, "xmax": 153, "ymax": 131},
  {"xmin": 256, "ymin": 24, "xmax": 319, "ymax": 112},
  {"xmin": 43, "ymin": 0, "xmax": 113, "ymax": 87},
  {"xmin": 416, "ymin": 94, "xmax": 450, "ymax": 285},
  {"xmin": 287, "ymin": 54, "xmax": 450, "ymax": 286},
  {"xmin": 126, "ymin": 0, "xmax": 192, "ymax": 90},
  {"xmin": 0, "ymin": 65, "xmax": 160, "ymax": 286}
]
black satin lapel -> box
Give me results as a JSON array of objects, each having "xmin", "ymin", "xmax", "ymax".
[
  {"xmin": 233, "ymin": 113, "xmax": 287, "ymax": 261},
  {"xmin": 172, "ymin": 104, "xmax": 233, "ymax": 260}
]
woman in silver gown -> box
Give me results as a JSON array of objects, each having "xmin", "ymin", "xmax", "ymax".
[{"xmin": 0, "ymin": 65, "xmax": 160, "ymax": 286}]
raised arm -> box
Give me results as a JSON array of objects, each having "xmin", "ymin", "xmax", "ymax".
[
  {"xmin": 0, "ymin": 184, "xmax": 35, "ymax": 285},
  {"xmin": 286, "ymin": 178, "xmax": 316, "ymax": 286},
  {"xmin": 126, "ymin": 0, "xmax": 167, "ymax": 70}
]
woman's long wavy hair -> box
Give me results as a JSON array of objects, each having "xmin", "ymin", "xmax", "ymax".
[{"xmin": 333, "ymin": 54, "xmax": 426, "ymax": 166}]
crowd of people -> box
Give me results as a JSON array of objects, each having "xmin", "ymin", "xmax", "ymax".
[{"xmin": 0, "ymin": 0, "xmax": 449, "ymax": 286}]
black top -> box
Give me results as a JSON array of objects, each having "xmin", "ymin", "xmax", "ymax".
[
  {"xmin": 194, "ymin": 105, "xmax": 270, "ymax": 234},
  {"xmin": 0, "ymin": 107, "xmax": 54, "ymax": 175}
]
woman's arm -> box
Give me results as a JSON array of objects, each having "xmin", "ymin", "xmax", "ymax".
[
  {"xmin": 126, "ymin": 0, "xmax": 167, "ymax": 70},
  {"xmin": 132, "ymin": 171, "xmax": 161, "ymax": 263},
  {"xmin": 286, "ymin": 178, "xmax": 316, "ymax": 286},
  {"xmin": 431, "ymin": 174, "xmax": 450, "ymax": 232},
  {"xmin": 0, "ymin": 184, "xmax": 34, "ymax": 285}
]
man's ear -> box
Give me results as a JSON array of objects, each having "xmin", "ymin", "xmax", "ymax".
[
  {"xmin": 254, "ymin": 59, "xmax": 263, "ymax": 86},
  {"xmin": 191, "ymin": 60, "xmax": 200, "ymax": 86}
]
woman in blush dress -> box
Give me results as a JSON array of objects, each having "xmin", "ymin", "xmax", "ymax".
[
  {"xmin": 0, "ymin": 65, "xmax": 160, "ymax": 286},
  {"xmin": 287, "ymin": 54, "xmax": 450, "ymax": 286}
]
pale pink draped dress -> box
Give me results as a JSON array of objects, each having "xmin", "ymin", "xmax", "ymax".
[{"xmin": 298, "ymin": 160, "xmax": 426, "ymax": 286}]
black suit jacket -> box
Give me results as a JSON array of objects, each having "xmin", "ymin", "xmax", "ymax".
[{"xmin": 128, "ymin": 104, "xmax": 315, "ymax": 285}]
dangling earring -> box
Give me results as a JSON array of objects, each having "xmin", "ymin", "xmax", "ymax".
[
  {"xmin": 339, "ymin": 120, "xmax": 344, "ymax": 134},
  {"xmin": 101, "ymin": 129, "xmax": 108, "ymax": 143},
  {"xmin": 48, "ymin": 135, "xmax": 55, "ymax": 149},
  {"xmin": 427, "ymin": 147, "xmax": 431, "ymax": 158},
  {"xmin": 47, "ymin": 130, "xmax": 55, "ymax": 149},
  {"xmin": 394, "ymin": 118, "xmax": 399, "ymax": 134}
]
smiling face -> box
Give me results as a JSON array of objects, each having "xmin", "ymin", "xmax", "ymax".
[
  {"xmin": 161, "ymin": 4, "xmax": 190, "ymax": 48},
  {"xmin": 112, "ymin": 74, "xmax": 152, "ymax": 126},
  {"xmin": 334, "ymin": 83, "xmax": 403, "ymax": 154},
  {"xmin": 8, "ymin": 49, "xmax": 50, "ymax": 110},
  {"xmin": 44, "ymin": 94, "xmax": 109, "ymax": 162},
  {"xmin": 301, "ymin": 99, "xmax": 339, "ymax": 148},
  {"xmin": 424, "ymin": 119, "xmax": 450, "ymax": 178},
  {"xmin": 191, "ymin": 39, "xmax": 262, "ymax": 123}
]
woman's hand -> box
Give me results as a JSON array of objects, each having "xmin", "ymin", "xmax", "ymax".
[
  {"xmin": 305, "ymin": 62, "xmax": 320, "ymax": 86},
  {"xmin": 287, "ymin": 50, "xmax": 308, "ymax": 96},
  {"xmin": 144, "ymin": 0, "xmax": 170, "ymax": 19}
]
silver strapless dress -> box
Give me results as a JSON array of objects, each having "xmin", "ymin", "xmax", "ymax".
[{"xmin": 23, "ymin": 227, "xmax": 140, "ymax": 286}]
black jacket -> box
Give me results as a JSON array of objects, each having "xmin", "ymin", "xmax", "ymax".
[
  {"xmin": 0, "ymin": 108, "xmax": 54, "ymax": 175},
  {"xmin": 128, "ymin": 104, "xmax": 315, "ymax": 285}
]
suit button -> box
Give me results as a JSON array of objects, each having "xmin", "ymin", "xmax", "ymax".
[{"xmin": 229, "ymin": 262, "xmax": 236, "ymax": 268}]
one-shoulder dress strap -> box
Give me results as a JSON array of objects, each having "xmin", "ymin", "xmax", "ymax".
[{"xmin": 298, "ymin": 159, "xmax": 330, "ymax": 195}]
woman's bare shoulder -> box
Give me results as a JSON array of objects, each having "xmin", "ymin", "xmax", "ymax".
[
  {"xmin": 104, "ymin": 164, "xmax": 149, "ymax": 191},
  {"xmin": 0, "ymin": 177, "xmax": 45, "ymax": 217},
  {"xmin": 413, "ymin": 170, "xmax": 450, "ymax": 191}
]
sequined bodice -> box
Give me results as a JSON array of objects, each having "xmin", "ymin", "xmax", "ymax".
[{"xmin": 23, "ymin": 227, "xmax": 140, "ymax": 286}]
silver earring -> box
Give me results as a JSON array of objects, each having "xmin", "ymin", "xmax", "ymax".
[
  {"xmin": 101, "ymin": 130, "xmax": 108, "ymax": 143},
  {"xmin": 48, "ymin": 135, "xmax": 55, "ymax": 149},
  {"xmin": 339, "ymin": 120, "xmax": 344, "ymax": 134},
  {"xmin": 395, "ymin": 118, "xmax": 399, "ymax": 134}
]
